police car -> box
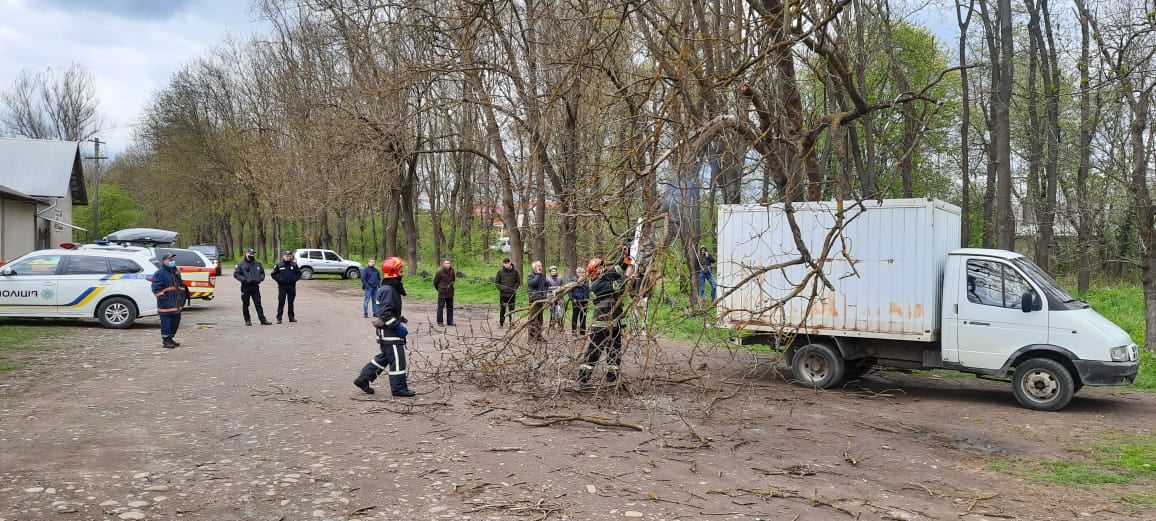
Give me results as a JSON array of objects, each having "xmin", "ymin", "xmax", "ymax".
[{"xmin": 0, "ymin": 248, "xmax": 160, "ymax": 328}]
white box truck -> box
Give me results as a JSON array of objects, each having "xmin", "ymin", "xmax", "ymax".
[{"xmin": 717, "ymin": 198, "xmax": 1140, "ymax": 411}]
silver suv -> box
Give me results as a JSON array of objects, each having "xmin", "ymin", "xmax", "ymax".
[{"xmin": 292, "ymin": 249, "xmax": 362, "ymax": 280}]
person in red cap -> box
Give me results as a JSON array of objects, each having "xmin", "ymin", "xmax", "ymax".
[{"xmin": 354, "ymin": 257, "xmax": 416, "ymax": 397}]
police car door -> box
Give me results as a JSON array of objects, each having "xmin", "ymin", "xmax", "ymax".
[
  {"xmin": 56, "ymin": 255, "xmax": 113, "ymax": 317},
  {"xmin": 0, "ymin": 253, "xmax": 62, "ymax": 316}
]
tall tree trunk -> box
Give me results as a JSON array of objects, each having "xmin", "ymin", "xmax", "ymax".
[
  {"xmin": 1074, "ymin": 0, "xmax": 1093, "ymax": 294},
  {"xmin": 957, "ymin": 0, "xmax": 974, "ymax": 247},
  {"xmin": 994, "ymin": 0, "xmax": 1016, "ymax": 250}
]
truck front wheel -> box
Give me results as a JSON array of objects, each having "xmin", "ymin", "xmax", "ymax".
[
  {"xmin": 1012, "ymin": 358, "xmax": 1075, "ymax": 411},
  {"xmin": 791, "ymin": 343, "xmax": 845, "ymax": 389}
]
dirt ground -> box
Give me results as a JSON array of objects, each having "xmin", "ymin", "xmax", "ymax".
[{"xmin": 1, "ymin": 273, "xmax": 1153, "ymax": 521}]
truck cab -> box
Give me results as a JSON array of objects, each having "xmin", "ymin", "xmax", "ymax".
[{"xmin": 940, "ymin": 249, "xmax": 1139, "ymax": 410}]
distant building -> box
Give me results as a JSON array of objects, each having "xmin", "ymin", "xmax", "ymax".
[{"xmin": 0, "ymin": 137, "xmax": 88, "ymax": 261}]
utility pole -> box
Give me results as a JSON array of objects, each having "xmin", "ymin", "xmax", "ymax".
[{"xmin": 88, "ymin": 138, "xmax": 107, "ymax": 241}]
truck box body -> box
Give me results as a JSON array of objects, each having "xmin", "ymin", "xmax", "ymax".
[{"xmin": 717, "ymin": 198, "xmax": 961, "ymax": 342}]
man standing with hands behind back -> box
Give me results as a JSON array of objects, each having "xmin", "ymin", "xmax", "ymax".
[
  {"xmin": 433, "ymin": 258, "xmax": 456, "ymax": 327},
  {"xmin": 361, "ymin": 257, "xmax": 380, "ymax": 318},
  {"xmin": 234, "ymin": 247, "xmax": 272, "ymax": 326}
]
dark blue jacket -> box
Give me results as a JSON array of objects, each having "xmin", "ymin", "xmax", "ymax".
[
  {"xmin": 233, "ymin": 258, "xmax": 266, "ymax": 285},
  {"xmin": 569, "ymin": 275, "xmax": 589, "ymax": 300},
  {"xmin": 151, "ymin": 266, "xmax": 186, "ymax": 315},
  {"xmin": 527, "ymin": 270, "xmax": 550, "ymax": 302},
  {"xmin": 361, "ymin": 265, "xmax": 381, "ymax": 290},
  {"xmin": 374, "ymin": 278, "xmax": 406, "ymax": 342},
  {"xmin": 271, "ymin": 260, "xmax": 301, "ymax": 285}
]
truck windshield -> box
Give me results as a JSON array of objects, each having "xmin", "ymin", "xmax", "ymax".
[{"xmin": 1011, "ymin": 257, "xmax": 1086, "ymax": 309}]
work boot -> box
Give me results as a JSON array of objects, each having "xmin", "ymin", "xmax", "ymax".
[
  {"xmin": 289, "ymin": 317, "xmax": 296, "ymax": 323},
  {"xmin": 260, "ymin": 320, "xmax": 273, "ymax": 325},
  {"xmin": 353, "ymin": 378, "xmax": 375, "ymax": 394},
  {"xmin": 162, "ymin": 337, "xmax": 176, "ymax": 349},
  {"xmin": 577, "ymin": 367, "xmax": 593, "ymax": 388},
  {"xmin": 245, "ymin": 321, "xmax": 252, "ymax": 326},
  {"xmin": 389, "ymin": 374, "xmax": 415, "ymax": 397}
]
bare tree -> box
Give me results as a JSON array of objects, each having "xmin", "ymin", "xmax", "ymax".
[{"xmin": 1, "ymin": 63, "xmax": 103, "ymax": 141}]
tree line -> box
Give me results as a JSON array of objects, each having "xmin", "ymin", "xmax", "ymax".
[{"xmin": 4, "ymin": 0, "xmax": 1156, "ymax": 350}]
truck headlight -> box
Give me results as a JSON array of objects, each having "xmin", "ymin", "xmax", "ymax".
[{"xmin": 1109, "ymin": 346, "xmax": 1130, "ymax": 362}]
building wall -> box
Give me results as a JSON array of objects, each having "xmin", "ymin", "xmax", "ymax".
[{"xmin": 1, "ymin": 198, "xmax": 37, "ymax": 262}]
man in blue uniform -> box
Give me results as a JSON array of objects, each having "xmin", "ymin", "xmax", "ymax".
[
  {"xmin": 151, "ymin": 252, "xmax": 187, "ymax": 349},
  {"xmin": 354, "ymin": 257, "xmax": 416, "ymax": 397}
]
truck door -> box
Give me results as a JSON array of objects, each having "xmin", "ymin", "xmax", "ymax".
[{"xmin": 953, "ymin": 258, "xmax": 1048, "ymax": 370}]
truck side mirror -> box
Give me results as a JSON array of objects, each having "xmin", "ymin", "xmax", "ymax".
[{"xmin": 1021, "ymin": 290, "xmax": 1042, "ymax": 312}]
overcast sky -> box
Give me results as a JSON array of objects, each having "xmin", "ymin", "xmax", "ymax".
[{"xmin": 0, "ymin": 0, "xmax": 266, "ymax": 156}]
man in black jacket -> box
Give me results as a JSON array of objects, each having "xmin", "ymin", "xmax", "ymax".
[
  {"xmin": 433, "ymin": 258, "xmax": 456, "ymax": 327},
  {"xmin": 233, "ymin": 248, "xmax": 272, "ymax": 326},
  {"xmin": 270, "ymin": 250, "xmax": 301, "ymax": 324},
  {"xmin": 526, "ymin": 260, "xmax": 550, "ymax": 342},
  {"xmin": 494, "ymin": 258, "xmax": 520, "ymax": 327}
]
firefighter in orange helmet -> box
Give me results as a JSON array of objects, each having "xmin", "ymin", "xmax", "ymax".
[
  {"xmin": 577, "ymin": 247, "xmax": 634, "ymax": 387},
  {"xmin": 354, "ymin": 256, "xmax": 416, "ymax": 397}
]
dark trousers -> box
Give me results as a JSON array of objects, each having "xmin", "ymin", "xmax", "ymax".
[
  {"xmin": 499, "ymin": 293, "xmax": 516, "ymax": 325},
  {"xmin": 527, "ymin": 300, "xmax": 547, "ymax": 341},
  {"xmin": 580, "ymin": 325, "xmax": 623, "ymax": 370},
  {"xmin": 358, "ymin": 340, "xmax": 409, "ymax": 393},
  {"xmin": 277, "ymin": 284, "xmax": 296, "ymax": 320},
  {"xmin": 240, "ymin": 283, "xmax": 267, "ymax": 322},
  {"xmin": 159, "ymin": 312, "xmax": 181, "ymax": 339},
  {"xmin": 570, "ymin": 299, "xmax": 589, "ymax": 334},
  {"xmin": 437, "ymin": 297, "xmax": 454, "ymax": 325}
]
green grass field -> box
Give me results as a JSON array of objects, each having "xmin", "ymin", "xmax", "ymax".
[{"xmin": 0, "ymin": 318, "xmax": 72, "ymax": 372}]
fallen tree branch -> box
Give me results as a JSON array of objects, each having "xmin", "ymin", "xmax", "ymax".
[{"xmin": 516, "ymin": 414, "xmax": 643, "ymax": 431}]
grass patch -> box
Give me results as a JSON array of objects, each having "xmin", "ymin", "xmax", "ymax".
[
  {"xmin": 0, "ymin": 318, "xmax": 72, "ymax": 372},
  {"xmin": 1084, "ymin": 284, "xmax": 1156, "ymax": 391},
  {"xmin": 988, "ymin": 432, "xmax": 1156, "ymax": 488}
]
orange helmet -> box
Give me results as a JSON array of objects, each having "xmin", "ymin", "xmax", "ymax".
[
  {"xmin": 381, "ymin": 257, "xmax": 405, "ymax": 278},
  {"xmin": 586, "ymin": 257, "xmax": 604, "ymax": 278}
]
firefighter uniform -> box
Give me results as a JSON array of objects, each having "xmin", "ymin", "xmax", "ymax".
[
  {"xmin": 578, "ymin": 255, "xmax": 632, "ymax": 386},
  {"xmin": 354, "ymin": 258, "xmax": 416, "ymax": 397}
]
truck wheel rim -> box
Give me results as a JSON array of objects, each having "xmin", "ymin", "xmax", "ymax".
[
  {"xmin": 802, "ymin": 354, "xmax": 828, "ymax": 381},
  {"xmin": 1021, "ymin": 369, "xmax": 1058, "ymax": 401}
]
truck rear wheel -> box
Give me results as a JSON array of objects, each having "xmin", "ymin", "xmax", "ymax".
[
  {"xmin": 1011, "ymin": 358, "xmax": 1074, "ymax": 411},
  {"xmin": 791, "ymin": 343, "xmax": 845, "ymax": 389}
]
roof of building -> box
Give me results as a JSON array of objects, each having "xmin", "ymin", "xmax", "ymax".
[
  {"xmin": 0, "ymin": 137, "xmax": 87, "ymax": 203},
  {"xmin": 0, "ymin": 182, "xmax": 41, "ymax": 204}
]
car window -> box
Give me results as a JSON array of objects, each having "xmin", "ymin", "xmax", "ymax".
[
  {"xmin": 64, "ymin": 255, "xmax": 111, "ymax": 275},
  {"xmin": 308, "ymin": 251, "xmax": 322, "ymax": 260},
  {"xmin": 110, "ymin": 257, "xmax": 145, "ymax": 274},
  {"xmin": 189, "ymin": 245, "xmax": 219, "ymax": 258},
  {"xmin": 5, "ymin": 255, "xmax": 63, "ymax": 276},
  {"xmin": 175, "ymin": 251, "xmax": 205, "ymax": 267},
  {"xmin": 324, "ymin": 251, "xmax": 340, "ymax": 261}
]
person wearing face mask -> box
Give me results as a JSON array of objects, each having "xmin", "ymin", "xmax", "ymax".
[
  {"xmin": 151, "ymin": 252, "xmax": 188, "ymax": 349},
  {"xmin": 270, "ymin": 250, "xmax": 302, "ymax": 324},
  {"xmin": 233, "ymin": 247, "xmax": 272, "ymax": 326}
]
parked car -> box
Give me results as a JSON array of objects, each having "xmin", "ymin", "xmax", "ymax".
[
  {"xmin": 188, "ymin": 244, "xmax": 222, "ymax": 276},
  {"xmin": 0, "ymin": 248, "xmax": 160, "ymax": 328},
  {"xmin": 77, "ymin": 244, "xmax": 217, "ymax": 301},
  {"xmin": 489, "ymin": 236, "xmax": 526, "ymax": 254},
  {"xmin": 153, "ymin": 247, "xmax": 217, "ymax": 301},
  {"xmin": 292, "ymin": 249, "xmax": 362, "ymax": 280}
]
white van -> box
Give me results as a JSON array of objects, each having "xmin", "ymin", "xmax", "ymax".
[{"xmin": 0, "ymin": 248, "xmax": 160, "ymax": 328}]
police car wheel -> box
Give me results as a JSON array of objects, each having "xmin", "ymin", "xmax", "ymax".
[{"xmin": 97, "ymin": 297, "xmax": 138, "ymax": 329}]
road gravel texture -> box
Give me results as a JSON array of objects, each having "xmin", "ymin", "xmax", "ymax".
[{"xmin": 1, "ymin": 272, "xmax": 1153, "ymax": 520}]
